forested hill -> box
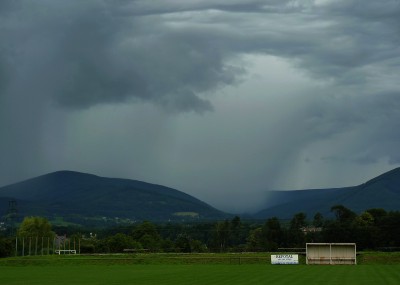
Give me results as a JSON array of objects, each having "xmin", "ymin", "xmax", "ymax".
[
  {"xmin": 255, "ymin": 167, "xmax": 400, "ymax": 219},
  {"xmin": 0, "ymin": 171, "xmax": 229, "ymax": 224},
  {"xmin": 2, "ymin": 168, "xmax": 400, "ymax": 225}
]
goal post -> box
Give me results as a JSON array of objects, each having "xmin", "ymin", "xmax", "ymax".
[{"xmin": 55, "ymin": 249, "xmax": 77, "ymax": 255}]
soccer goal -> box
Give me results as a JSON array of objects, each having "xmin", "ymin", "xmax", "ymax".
[{"xmin": 55, "ymin": 249, "xmax": 77, "ymax": 255}]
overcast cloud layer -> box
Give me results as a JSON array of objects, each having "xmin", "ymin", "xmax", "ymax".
[{"xmin": 1, "ymin": 0, "xmax": 400, "ymax": 212}]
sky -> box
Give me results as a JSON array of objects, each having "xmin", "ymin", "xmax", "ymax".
[{"xmin": 1, "ymin": 0, "xmax": 400, "ymax": 213}]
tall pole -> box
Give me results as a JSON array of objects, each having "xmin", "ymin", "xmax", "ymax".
[{"xmin": 35, "ymin": 237, "xmax": 38, "ymax": 256}]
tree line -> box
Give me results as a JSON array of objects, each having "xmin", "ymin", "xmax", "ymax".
[{"xmin": 1, "ymin": 205, "xmax": 400, "ymax": 257}]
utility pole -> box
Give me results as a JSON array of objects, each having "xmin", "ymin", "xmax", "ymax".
[{"xmin": 5, "ymin": 200, "xmax": 18, "ymax": 235}]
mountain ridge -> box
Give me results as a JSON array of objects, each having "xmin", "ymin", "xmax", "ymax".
[
  {"xmin": 1, "ymin": 168, "xmax": 400, "ymax": 224},
  {"xmin": 255, "ymin": 167, "xmax": 400, "ymax": 219},
  {"xmin": 0, "ymin": 170, "xmax": 229, "ymax": 225}
]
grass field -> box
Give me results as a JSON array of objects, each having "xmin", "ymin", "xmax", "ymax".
[{"xmin": 1, "ymin": 253, "xmax": 400, "ymax": 285}]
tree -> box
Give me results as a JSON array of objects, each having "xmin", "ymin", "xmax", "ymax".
[
  {"xmin": 331, "ymin": 205, "xmax": 356, "ymax": 224},
  {"xmin": 262, "ymin": 217, "xmax": 284, "ymax": 251},
  {"xmin": 190, "ymin": 239, "xmax": 208, "ymax": 253},
  {"xmin": 132, "ymin": 221, "xmax": 160, "ymax": 240},
  {"xmin": 175, "ymin": 233, "xmax": 192, "ymax": 253},
  {"xmin": 104, "ymin": 233, "xmax": 141, "ymax": 253},
  {"xmin": 352, "ymin": 212, "xmax": 377, "ymax": 250},
  {"xmin": 0, "ymin": 237, "xmax": 13, "ymax": 257},
  {"xmin": 322, "ymin": 206, "xmax": 357, "ymax": 243},
  {"xmin": 246, "ymin": 227, "xmax": 263, "ymax": 251},
  {"xmin": 132, "ymin": 221, "xmax": 162, "ymax": 251},
  {"xmin": 290, "ymin": 212, "xmax": 307, "ymax": 230},
  {"xmin": 354, "ymin": 212, "xmax": 374, "ymax": 227},
  {"xmin": 366, "ymin": 208, "xmax": 387, "ymax": 224},
  {"xmin": 230, "ymin": 216, "xmax": 245, "ymax": 247},
  {"xmin": 380, "ymin": 211, "xmax": 400, "ymax": 247},
  {"xmin": 213, "ymin": 220, "xmax": 231, "ymax": 251},
  {"xmin": 288, "ymin": 212, "xmax": 307, "ymax": 247},
  {"xmin": 17, "ymin": 216, "xmax": 54, "ymax": 238},
  {"xmin": 313, "ymin": 212, "xmax": 324, "ymax": 227}
]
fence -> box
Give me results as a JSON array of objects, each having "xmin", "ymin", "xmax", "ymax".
[{"xmin": 14, "ymin": 236, "xmax": 81, "ymax": 256}]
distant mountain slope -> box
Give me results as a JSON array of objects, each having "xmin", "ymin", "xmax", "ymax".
[
  {"xmin": 0, "ymin": 171, "xmax": 228, "ymax": 224},
  {"xmin": 254, "ymin": 167, "xmax": 400, "ymax": 219}
]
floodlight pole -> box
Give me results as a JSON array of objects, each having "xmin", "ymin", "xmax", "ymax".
[{"xmin": 22, "ymin": 237, "xmax": 25, "ymax": 256}]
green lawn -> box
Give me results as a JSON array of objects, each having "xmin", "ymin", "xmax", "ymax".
[
  {"xmin": 1, "ymin": 253, "xmax": 400, "ymax": 285},
  {"xmin": 1, "ymin": 263, "xmax": 400, "ymax": 285}
]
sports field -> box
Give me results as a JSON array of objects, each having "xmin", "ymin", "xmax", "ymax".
[{"xmin": 0, "ymin": 254, "xmax": 399, "ymax": 285}]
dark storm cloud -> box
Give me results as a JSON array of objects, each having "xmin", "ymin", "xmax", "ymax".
[
  {"xmin": 0, "ymin": 0, "xmax": 247, "ymax": 113},
  {"xmin": 2, "ymin": 0, "xmax": 399, "ymax": 112},
  {"xmin": 306, "ymin": 2, "xmax": 400, "ymax": 83},
  {"xmin": 1, "ymin": 0, "xmax": 400, "ymax": 209}
]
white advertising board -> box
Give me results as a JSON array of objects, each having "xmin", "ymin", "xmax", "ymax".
[{"xmin": 271, "ymin": 254, "xmax": 299, "ymax": 265}]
